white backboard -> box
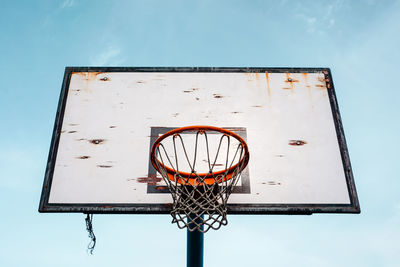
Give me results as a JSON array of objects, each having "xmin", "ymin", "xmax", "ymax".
[{"xmin": 39, "ymin": 67, "xmax": 359, "ymax": 214}]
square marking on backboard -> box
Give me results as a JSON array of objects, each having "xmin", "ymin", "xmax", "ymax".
[{"xmin": 146, "ymin": 127, "xmax": 250, "ymax": 194}]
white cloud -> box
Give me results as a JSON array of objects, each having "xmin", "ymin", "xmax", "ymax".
[
  {"xmin": 60, "ymin": 0, "xmax": 75, "ymax": 9},
  {"xmin": 90, "ymin": 46, "xmax": 125, "ymax": 66}
]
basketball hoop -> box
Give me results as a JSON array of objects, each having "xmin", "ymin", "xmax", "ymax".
[{"xmin": 150, "ymin": 126, "xmax": 250, "ymax": 232}]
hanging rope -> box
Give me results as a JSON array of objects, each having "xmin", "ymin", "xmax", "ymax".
[{"xmin": 85, "ymin": 214, "xmax": 96, "ymax": 254}]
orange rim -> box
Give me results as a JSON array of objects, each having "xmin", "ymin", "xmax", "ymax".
[{"xmin": 150, "ymin": 126, "xmax": 250, "ymax": 185}]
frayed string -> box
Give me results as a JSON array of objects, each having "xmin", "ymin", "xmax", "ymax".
[{"xmin": 85, "ymin": 214, "xmax": 96, "ymax": 254}]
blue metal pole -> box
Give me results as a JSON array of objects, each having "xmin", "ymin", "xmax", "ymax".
[{"xmin": 187, "ymin": 214, "xmax": 204, "ymax": 267}]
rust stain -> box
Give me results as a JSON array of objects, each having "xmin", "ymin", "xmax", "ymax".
[
  {"xmin": 318, "ymin": 75, "xmax": 330, "ymax": 89},
  {"xmin": 100, "ymin": 205, "xmax": 114, "ymax": 208},
  {"xmin": 303, "ymin": 73, "xmax": 311, "ymax": 87},
  {"xmin": 213, "ymin": 94, "xmax": 224, "ymax": 99},
  {"xmin": 99, "ymin": 77, "xmax": 109, "ymax": 81},
  {"xmin": 284, "ymin": 73, "xmax": 299, "ymax": 90},
  {"xmin": 89, "ymin": 139, "xmax": 105, "ymax": 145},
  {"xmin": 73, "ymin": 72, "xmax": 105, "ymax": 81},
  {"xmin": 252, "ymin": 105, "xmax": 263, "ymax": 108},
  {"xmin": 255, "ymin": 73, "xmax": 260, "ymax": 79},
  {"xmin": 68, "ymin": 131, "xmax": 77, "ymax": 134},
  {"xmin": 97, "ymin": 165, "xmax": 113, "ymax": 168},
  {"xmin": 265, "ymin": 72, "xmax": 271, "ymax": 98},
  {"xmin": 289, "ymin": 140, "xmax": 307, "ymax": 146},
  {"xmin": 137, "ymin": 174, "xmax": 162, "ymax": 185},
  {"xmin": 76, "ymin": 156, "xmax": 90, "ymax": 159}
]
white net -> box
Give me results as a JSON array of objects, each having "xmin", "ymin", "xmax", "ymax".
[{"xmin": 151, "ymin": 127, "xmax": 249, "ymax": 233}]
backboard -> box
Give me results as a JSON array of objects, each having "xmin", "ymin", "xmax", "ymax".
[{"xmin": 39, "ymin": 67, "xmax": 359, "ymax": 214}]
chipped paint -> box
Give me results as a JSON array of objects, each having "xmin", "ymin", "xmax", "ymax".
[
  {"xmin": 97, "ymin": 165, "xmax": 113, "ymax": 168},
  {"xmin": 289, "ymin": 140, "xmax": 307, "ymax": 146},
  {"xmin": 76, "ymin": 156, "xmax": 90, "ymax": 159},
  {"xmin": 137, "ymin": 174, "xmax": 162, "ymax": 185},
  {"xmin": 89, "ymin": 139, "xmax": 105, "ymax": 145}
]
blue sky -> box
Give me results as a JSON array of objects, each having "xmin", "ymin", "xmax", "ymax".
[{"xmin": 0, "ymin": 0, "xmax": 399, "ymax": 266}]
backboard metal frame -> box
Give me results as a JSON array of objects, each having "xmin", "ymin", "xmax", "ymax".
[{"xmin": 39, "ymin": 67, "xmax": 360, "ymax": 215}]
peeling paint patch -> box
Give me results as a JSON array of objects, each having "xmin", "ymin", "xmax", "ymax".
[
  {"xmin": 97, "ymin": 165, "xmax": 113, "ymax": 168},
  {"xmin": 137, "ymin": 174, "xmax": 162, "ymax": 185},
  {"xmin": 76, "ymin": 156, "xmax": 90, "ymax": 159},
  {"xmin": 89, "ymin": 139, "xmax": 105, "ymax": 145},
  {"xmin": 289, "ymin": 140, "xmax": 307, "ymax": 146}
]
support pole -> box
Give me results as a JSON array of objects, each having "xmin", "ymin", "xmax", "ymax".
[{"xmin": 187, "ymin": 214, "xmax": 204, "ymax": 267}]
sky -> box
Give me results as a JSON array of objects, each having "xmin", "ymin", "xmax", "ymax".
[{"xmin": 0, "ymin": 0, "xmax": 399, "ymax": 266}]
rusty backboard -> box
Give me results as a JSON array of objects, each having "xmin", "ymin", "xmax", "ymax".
[{"xmin": 39, "ymin": 67, "xmax": 359, "ymax": 214}]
